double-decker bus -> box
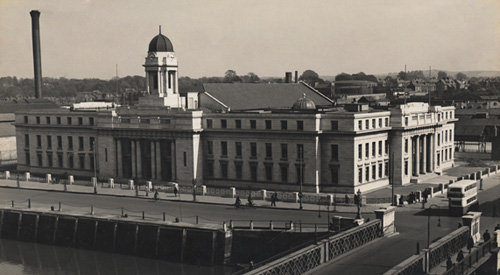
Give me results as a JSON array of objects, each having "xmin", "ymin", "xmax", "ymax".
[{"xmin": 447, "ymin": 180, "xmax": 479, "ymax": 216}]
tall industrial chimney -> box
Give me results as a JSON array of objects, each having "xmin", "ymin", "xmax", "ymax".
[
  {"xmin": 295, "ymin": 71, "xmax": 298, "ymax": 83},
  {"xmin": 285, "ymin": 72, "xmax": 292, "ymax": 83},
  {"xmin": 30, "ymin": 10, "xmax": 42, "ymax": 99}
]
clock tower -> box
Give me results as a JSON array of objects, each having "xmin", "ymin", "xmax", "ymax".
[{"xmin": 141, "ymin": 27, "xmax": 181, "ymax": 107}]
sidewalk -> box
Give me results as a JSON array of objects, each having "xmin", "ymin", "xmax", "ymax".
[{"xmin": 0, "ymin": 178, "xmax": 385, "ymax": 214}]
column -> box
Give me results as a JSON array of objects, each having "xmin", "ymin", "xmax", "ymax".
[
  {"xmin": 155, "ymin": 141, "xmax": 161, "ymax": 180},
  {"xmin": 422, "ymin": 134, "xmax": 427, "ymax": 174},
  {"xmin": 131, "ymin": 140, "xmax": 136, "ymax": 178},
  {"xmin": 171, "ymin": 140, "xmax": 176, "ymax": 181},
  {"xmin": 136, "ymin": 140, "xmax": 142, "ymax": 179},
  {"xmin": 428, "ymin": 134, "xmax": 434, "ymax": 173},
  {"xmin": 151, "ymin": 141, "xmax": 156, "ymax": 180},
  {"xmin": 117, "ymin": 139, "xmax": 123, "ymax": 178},
  {"xmin": 415, "ymin": 136, "xmax": 420, "ymax": 176}
]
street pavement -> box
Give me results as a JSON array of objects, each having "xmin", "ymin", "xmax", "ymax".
[{"xmin": 305, "ymin": 172, "xmax": 500, "ymax": 275}]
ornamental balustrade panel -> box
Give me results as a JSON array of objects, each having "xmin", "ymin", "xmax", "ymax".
[
  {"xmin": 328, "ymin": 220, "xmax": 381, "ymax": 259},
  {"xmin": 428, "ymin": 227, "xmax": 469, "ymax": 270},
  {"xmin": 259, "ymin": 246, "xmax": 322, "ymax": 275},
  {"xmin": 442, "ymin": 239, "xmax": 492, "ymax": 275}
]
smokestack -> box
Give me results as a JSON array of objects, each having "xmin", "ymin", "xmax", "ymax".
[
  {"xmin": 30, "ymin": 10, "xmax": 42, "ymax": 99},
  {"xmin": 295, "ymin": 71, "xmax": 298, "ymax": 83},
  {"xmin": 285, "ymin": 72, "xmax": 292, "ymax": 83}
]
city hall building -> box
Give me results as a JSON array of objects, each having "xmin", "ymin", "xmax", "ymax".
[{"xmin": 14, "ymin": 31, "xmax": 456, "ymax": 194}]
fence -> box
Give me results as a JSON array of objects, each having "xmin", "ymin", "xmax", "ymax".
[
  {"xmin": 245, "ymin": 220, "xmax": 382, "ymax": 275},
  {"xmin": 384, "ymin": 227, "xmax": 470, "ymax": 275},
  {"xmin": 442, "ymin": 239, "xmax": 494, "ymax": 275}
]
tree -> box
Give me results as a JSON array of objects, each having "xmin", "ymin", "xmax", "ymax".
[
  {"xmin": 455, "ymin": 72, "xmax": 468, "ymax": 81},
  {"xmin": 335, "ymin": 73, "xmax": 353, "ymax": 81},
  {"xmin": 299, "ymin": 70, "xmax": 323, "ymax": 86},
  {"xmin": 223, "ymin": 70, "xmax": 242, "ymax": 83},
  {"xmin": 242, "ymin": 72, "xmax": 260, "ymax": 83},
  {"xmin": 438, "ymin": 71, "xmax": 448, "ymax": 79},
  {"xmin": 397, "ymin": 71, "xmax": 408, "ymax": 80}
]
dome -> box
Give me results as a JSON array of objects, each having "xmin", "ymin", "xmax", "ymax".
[
  {"xmin": 292, "ymin": 93, "xmax": 316, "ymax": 110},
  {"xmin": 148, "ymin": 28, "xmax": 174, "ymax": 52}
]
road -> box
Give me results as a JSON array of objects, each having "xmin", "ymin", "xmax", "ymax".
[
  {"xmin": 306, "ymin": 179, "xmax": 500, "ymax": 275},
  {"xmin": 0, "ymin": 187, "xmax": 375, "ymax": 230}
]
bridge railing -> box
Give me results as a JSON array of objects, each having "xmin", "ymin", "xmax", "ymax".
[
  {"xmin": 442, "ymin": 239, "xmax": 493, "ymax": 275},
  {"xmin": 245, "ymin": 219, "xmax": 382, "ymax": 275}
]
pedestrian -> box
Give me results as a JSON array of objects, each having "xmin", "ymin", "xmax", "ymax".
[
  {"xmin": 174, "ymin": 185, "xmax": 179, "ymax": 197},
  {"xmin": 467, "ymin": 236, "xmax": 474, "ymax": 253},
  {"xmin": 145, "ymin": 185, "xmax": 149, "ymax": 197},
  {"xmin": 345, "ymin": 194, "xmax": 349, "ymax": 204},
  {"xmin": 446, "ymin": 257, "xmax": 453, "ymax": 270},
  {"xmin": 483, "ymin": 229, "xmax": 491, "ymax": 242},
  {"xmin": 271, "ymin": 192, "xmax": 277, "ymax": 207},
  {"xmin": 456, "ymin": 250, "xmax": 464, "ymax": 262},
  {"xmin": 399, "ymin": 196, "xmax": 404, "ymax": 207},
  {"xmin": 495, "ymin": 224, "xmax": 500, "ymax": 231},
  {"xmin": 154, "ymin": 190, "xmax": 159, "ymax": 201}
]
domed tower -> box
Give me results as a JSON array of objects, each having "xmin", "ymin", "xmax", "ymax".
[
  {"xmin": 142, "ymin": 26, "xmax": 180, "ymax": 107},
  {"xmin": 291, "ymin": 94, "xmax": 316, "ymax": 110}
]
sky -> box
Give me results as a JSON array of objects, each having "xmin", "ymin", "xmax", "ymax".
[{"xmin": 1, "ymin": 0, "xmax": 499, "ymax": 80}]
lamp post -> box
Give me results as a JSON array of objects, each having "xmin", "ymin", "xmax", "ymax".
[
  {"xmin": 299, "ymin": 146, "xmax": 303, "ymax": 210},
  {"xmin": 317, "ymin": 198, "xmax": 331, "ymax": 232},
  {"xmin": 427, "ymin": 204, "xmax": 441, "ymax": 248},
  {"xmin": 92, "ymin": 140, "xmax": 97, "ymax": 194}
]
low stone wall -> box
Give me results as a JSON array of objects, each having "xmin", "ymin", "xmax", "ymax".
[{"xmin": 0, "ymin": 208, "xmax": 231, "ymax": 266}]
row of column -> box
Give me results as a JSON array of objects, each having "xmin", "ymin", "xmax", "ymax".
[
  {"xmin": 115, "ymin": 139, "xmax": 174, "ymax": 181},
  {"xmin": 412, "ymin": 134, "xmax": 434, "ymax": 176}
]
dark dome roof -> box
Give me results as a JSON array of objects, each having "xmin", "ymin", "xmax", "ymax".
[
  {"xmin": 148, "ymin": 31, "xmax": 174, "ymax": 52},
  {"xmin": 292, "ymin": 94, "xmax": 316, "ymax": 110}
]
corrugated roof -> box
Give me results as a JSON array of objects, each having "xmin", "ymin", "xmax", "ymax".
[
  {"xmin": 0, "ymin": 99, "xmax": 59, "ymax": 113},
  {"xmin": 0, "ymin": 123, "xmax": 15, "ymax": 138},
  {"xmin": 455, "ymin": 125, "xmax": 485, "ymax": 137},
  {"xmin": 202, "ymin": 82, "xmax": 333, "ymax": 111}
]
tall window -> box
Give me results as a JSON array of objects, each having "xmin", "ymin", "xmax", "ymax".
[
  {"xmin": 24, "ymin": 116, "xmax": 28, "ymax": 124},
  {"xmin": 235, "ymin": 142, "xmax": 242, "ymax": 157},
  {"xmin": 385, "ymin": 140, "xmax": 389, "ymax": 154},
  {"xmin": 437, "ymin": 134, "xmax": 441, "ymax": 146},
  {"xmin": 89, "ymin": 137, "xmax": 95, "ymax": 150},
  {"xmin": 250, "ymin": 163, "xmax": 257, "ymax": 181},
  {"xmin": 25, "ymin": 152, "xmax": 30, "ymax": 165},
  {"xmin": 331, "ymin": 144, "xmax": 338, "ymax": 161},
  {"xmin": 220, "ymin": 162, "xmax": 228, "ymax": 178},
  {"xmin": 378, "ymin": 118, "xmax": 382, "ymax": 127},
  {"xmin": 57, "ymin": 136, "xmax": 62, "ymax": 149},
  {"xmin": 385, "ymin": 118, "xmax": 389, "ymax": 127},
  {"xmin": 365, "ymin": 166, "xmax": 370, "ymax": 182},
  {"xmin": 207, "ymin": 141, "xmax": 213, "ymax": 155},
  {"xmin": 67, "ymin": 117, "xmax": 72, "ymax": 125},
  {"xmin": 378, "ymin": 163, "xmax": 382, "ymax": 178},
  {"xmin": 331, "ymin": 167, "xmax": 339, "ymax": 184},
  {"xmin": 265, "ymin": 120, "xmax": 272, "ymax": 129},
  {"xmin": 372, "ymin": 119, "xmax": 376, "ymax": 129},
  {"xmin": 79, "ymin": 154, "xmax": 85, "ymax": 169},
  {"xmin": 372, "ymin": 165, "xmax": 376, "ymax": 180},
  {"xmin": 250, "ymin": 120, "xmax": 256, "ymax": 129},
  {"xmin": 78, "ymin": 117, "xmax": 83, "ymax": 125},
  {"xmin": 36, "ymin": 135, "xmax": 42, "ymax": 148},
  {"xmin": 79, "ymin": 136, "xmax": 84, "ymax": 150},
  {"xmin": 358, "ymin": 168, "xmax": 363, "ymax": 183},
  {"xmin": 25, "ymin": 134, "xmax": 29, "ymax": 147},
  {"xmin": 265, "ymin": 143, "xmax": 272, "ymax": 158},
  {"xmin": 68, "ymin": 154, "xmax": 74, "ymax": 168},
  {"xmin": 235, "ymin": 120, "xmax": 241, "ymax": 129},
  {"xmin": 358, "ymin": 144, "xmax": 362, "ymax": 159},
  {"xmin": 221, "ymin": 141, "xmax": 227, "ymax": 156},
  {"xmin": 47, "ymin": 135, "xmax": 52, "ymax": 149},
  {"xmin": 378, "ymin": 140, "xmax": 382, "ymax": 155},
  {"xmin": 281, "ymin": 120, "xmax": 287, "ymax": 130},
  {"xmin": 358, "ymin": 120, "xmax": 362, "ymax": 130},
  {"xmin": 365, "ymin": 120, "xmax": 369, "ymax": 129},
  {"xmin": 235, "ymin": 162, "xmax": 242, "ymax": 179},
  {"xmin": 250, "ymin": 142, "xmax": 257, "ymax": 158},
  {"xmin": 281, "ymin": 144, "xmax": 288, "ymax": 159},
  {"xmin": 265, "ymin": 165, "xmax": 273, "ymax": 181},
  {"xmin": 365, "ymin": 143, "xmax": 369, "ymax": 158},
  {"xmin": 372, "ymin": 142, "xmax": 376, "ymax": 157},
  {"xmin": 89, "ymin": 117, "xmax": 94, "ymax": 125},
  {"xmin": 297, "ymin": 120, "xmax": 303, "ymax": 131},
  {"xmin": 331, "ymin": 120, "xmax": 338, "ymax": 130},
  {"xmin": 405, "ymin": 139, "xmax": 408, "ymax": 153},
  {"xmin": 46, "ymin": 117, "xmax": 51, "ymax": 124},
  {"xmin": 281, "ymin": 165, "xmax": 288, "ymax": 182},
  {"xmin": 36, "ymin": 117, "xmax": 40, "ymax": 124},
  {"xmin": 207, "ymin": 162, "xmax": 214, "ymax": 178},
  {"xmin": 221, "ymin": 119, "xmax": 227, "ymax": 129},
  {"xmin": 385, "ymin": 161, "xmax": 389, "ymax": 177},
  {"xmin": 57, "ymin": 153, "xmax": 63, "ymax": 168},
  {"xmin": 207, "ymin": 119, "xmax": 213, "ymax": 128},
  {"xmin": 37, "ymin": 153, "xmax": 42, "ymax": 166},
  {"xmin": 56, "ymin": 117, "xmax": 61, "ymax": 125},
  {"xmin": 404, "ymin": 160, "xmax": 409, "ymax": 175}
]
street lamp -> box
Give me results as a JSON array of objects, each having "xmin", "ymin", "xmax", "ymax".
[
  {"xmin": 427, "ymin": 204, "xmax": 441, "ymax": 248},
  {"xmin": 317, "ymin": 197, "xmax": 331, "ymax": 232},
  {"xmin": 92, "ymin": 140, "xmax": 97, "ymax": 194},
  {"xmin": 299, "ymin": 146, "xmax": 303, "ymax": 210}
]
